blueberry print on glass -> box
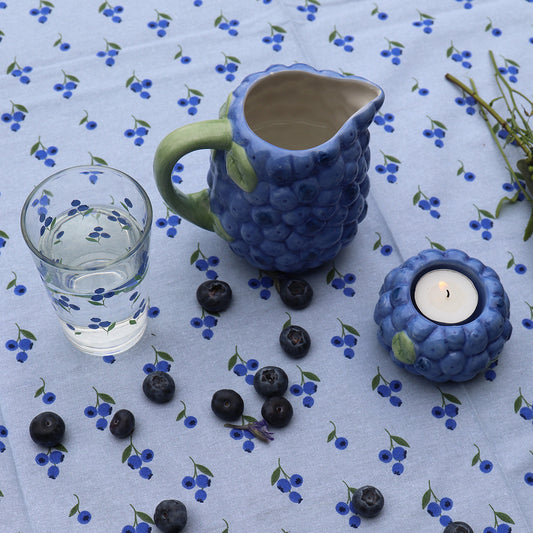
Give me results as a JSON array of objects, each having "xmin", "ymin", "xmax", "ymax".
[{"xmin": 20, "ymin": 165, "xmax": 152, "ymax": 355}]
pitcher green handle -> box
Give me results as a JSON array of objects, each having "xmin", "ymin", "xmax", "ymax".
[{"xmin": 153, "ymin": 118, "xmax": 233, "ymax": 233}]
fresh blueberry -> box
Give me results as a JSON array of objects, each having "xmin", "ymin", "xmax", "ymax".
[
  {"xmin": 261, "ymin": 396, "xmax": 293, "ymax": 428},
  {"xmin": 143, "ymin": 371, "xmax": 175, "ymax": 403},
  {"xmin": 154, "ymin": 499, "xmax": 187, "ymax": 532},
  {"xmin": 443, "ymin": 522, "xmax": 474, "ymax": 533},
  {"xmin": 196, "ymin": 279, "xmax": 232, "ymax": 313},
  {"xmin": 351, "ymin": 485, "xmax": 384, "ymax": 518},
  {"xmin": 29, "ymin": 411, "xmax": 65, "ymax": 447},
  {"xmin": 279, "ymin": 278, "xmax": 313, "ymax": 309},
  {"xmin": 279, "ymin": 324, "xmax": 311, "ymax": 359},
  {"xmin": 211, "ymin": 389, "xmax": 244, "ymax": 421},
  {"xmin": 109, "ymin": 409, "xmax": 135, "ymax": 439},
  {"xmin": 253, "ymin": 366, "xmax": 288, "ymax": 397}
]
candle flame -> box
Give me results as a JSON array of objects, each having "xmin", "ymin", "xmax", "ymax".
[{"xmin": 439, "ymin": 281, "xmax": 450, "ymax": 298}]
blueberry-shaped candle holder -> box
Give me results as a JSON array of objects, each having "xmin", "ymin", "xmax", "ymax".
[{"xmin": 374, "ymin": 249, "xmax": 512, "ymax": 382}]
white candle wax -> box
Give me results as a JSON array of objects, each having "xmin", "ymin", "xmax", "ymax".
[{"xmin": 413, "ymin": 268, "xmax": 479, "ymax": 324}]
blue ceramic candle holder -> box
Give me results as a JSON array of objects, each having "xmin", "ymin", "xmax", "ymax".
[{"xmin": 374, "ymin": 248, "xmax": 512, "ymax": 382}]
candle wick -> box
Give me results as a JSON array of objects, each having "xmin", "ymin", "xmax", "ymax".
[{"xmin": 445, "ymin": 289, "xmax": 450, "ymax": 298}]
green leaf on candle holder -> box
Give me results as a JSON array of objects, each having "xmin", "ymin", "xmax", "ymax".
[{"xmin": 391, "ymin": 331, "xmax": 416, "ymax": 365}]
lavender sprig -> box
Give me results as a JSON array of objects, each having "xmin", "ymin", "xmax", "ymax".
[{"xmin": 224, "ymin": 419, "xmax": 274, "ymax": 442}]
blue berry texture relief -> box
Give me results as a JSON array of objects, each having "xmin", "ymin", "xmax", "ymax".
[{"xmin": 374, "ymin": 248, "xmax": 512, "ymax": 382}]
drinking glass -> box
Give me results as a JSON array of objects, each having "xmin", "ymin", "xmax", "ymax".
[{"xmin": 20, "ymin": 165, "xmax": 153, "ymax": 356}]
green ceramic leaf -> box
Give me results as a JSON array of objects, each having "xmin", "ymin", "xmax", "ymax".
[
  {"xmin": 391, "ymin": 331, "xmax": 416, "ymax": 365},
  {"xmin": 225, "ymin": 142, "xmax": 257, "ymax": 193}
]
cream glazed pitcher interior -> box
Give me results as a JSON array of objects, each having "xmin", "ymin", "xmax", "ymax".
[{"xmin": 154, "ymin": 63, "xmax": 384, "ymax": 273}]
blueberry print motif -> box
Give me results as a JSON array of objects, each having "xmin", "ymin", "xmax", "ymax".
[
  {"xmin": 472, "ymin": 444, "xmax": 493, "ymax": 473},
  {"xmin": 143, "ymin": 345, "xmax": 173, "ymax": 374},
  {"xmin": 53, "ymin": 33, "xmax": 71, "ymax": 52},
  {"xmin": 496, "ymin": 57, "xmax": 520, "ymax": 83},
  {"xmin": 373, "ymin": 111, "xmax": 395, "ymax": 132},
  {"xmin": 84, "ymin": 387, "xmax": 115, "ymax": 431},
  {"xmin": 413, "ymin": 187, "xmax": 441, "ymax": 218},
  {"xmin": 262, "ymin": 23, "xmax": 286, "ymax": 52},
  {"xmin": 272, "ymin": 458, "xmax": 303, "ymax": 504},
  {"xmin": 228, "ymin": 346, "xmax": 258, "ymax": 386},
  {"xmin": 123, "ymin": 437, "xmax": 155, "ymax": 479},
  {"xmin": 329, "ymin": 27, "xmax": 354, "ymax": 52},
  {"xmin": 326, "ymin": 265, "xmax": 356, "ymax": 297},
  {"xmin": 454, "ymin": 94, "xmax": 478, "ymax": 116},
  {"xmin": 327, "ymin": 421, "xmax": 348, "ymax": 450},
  {"xmin": 412, "ymin": 11, "xmax": 435, "ymax": 34},
  {"xmin": 0, "ymin": 424, "xmax": 7, "ymax": 454},
  {"xmin": 30, "ymin": 137, "xmax": 58, "ymax": 167},
  {"xmin": 525, "ymin": 452, "xmax": 533, "ymax": 487},
  {"xmin": 506, "ymin": 252, "xmax": 527, "ymax": 275},
  {"xmin": 174, "ymin": 44, "xmax": 192, "ymax": 64},
  {"xmin": 0, "ymin": 230, "xmax": 9, "ymax": 255},
  {"xmin": 191, "ymin": 244, "xmax": 219, "ymax": 279},
  {"xmin": 155, "ymin": 208, "xmax": 181, "ymax": 238},
  {"xmin": 330, "ymin": 318, "xmax": 359, "ymax": 358},
  {"xmin": 296, "ymin": 0, "xmax": 319, "ymax": 22},
  {"xmin": 411, "ymin": 78, "xmax": 429, "ymax": 96},
  {"xmin": 380, "ymin": 38, "xmax": 404, "ymax": 65},
  {"xmin": 422, "ymin": 481, "xmax": 456, "ymax": 528},
  {"xmin": 447, "ymin": 41, "xmax": 472, "ymax": 68},
  {"xmin": 126, "ymin": 72, "xmax": 152, "ymax": 99},
  {"xmin": 375, "ymin": 152, "xmax": 401, "ymax": 183},
  {"xmin": 69, "ymin": 494, "xmax": 91, "ymax": 525},
  {"xmin": 378, "ymin": 429, "xmax": 409, "ymax": 475},
  {"xmin": 469, "ymin": 205, "xmax": 495, "ymax": 240},
  {"xmin": 29, "ymin": 0, "xmax": 54, "ymax": 23},
  {"xmin": 79, "ymin": 110, "xmax": 97, "ymax": 131},
  {"xmin": 370, "ymin": 3, "xmax": 389, "ymax": 20},
  {"xmin": 96, "ymin": 39, "xmax": 121, "ymax": 66},
  {"xmin": 248, "ymin": 271, "xmax": 274, "ymax": 300},
  {"xmin": 6, "ymin": 58, "xmax": 32, "ymax": 84},
  {"xmin": 6, "ymin": 272, "xmax": 27, "ymax": 295},
  {"xmin": 514, "ymin": 387, "xmax": 533, "ymax": 424},
  {"xmin": 431, "ymin": 388, "xmax": 461, "ymax": 430},
  {"xmin": 35, "ymin": 443, "xmax": 68, "ymax": 479},
  {"xmin": 53, "ymin": 70, "xmax": 79, "ymax": 99},
  {"xmin": 373, "ymin": 233, "xmax": 393, "ymax": 256},
  {"xmin": 457, "ymin": 160, "xmax": 476, "ymax": 181},
  {"xmin": 372, "ymin": 367, "xmax": 403, "ymax": 406},
  {"xmin": 1, "ymin": 102, "xmax": 28, "ymax": 132},
  {"xmin": 124, "ymin": 116, "xmax": 150, "ymax": 147},
  {"xmin": 289, "ymin": 366, "xmax": 320, "ymax": 408},
  {"xmin": 214, "ymin": 53, "xmax": 240, "ymax": 82},
  {"xmin": 521, "ymin": 303, "xmax": 533, "ymax": 330},
  {"xmin": 181, "ymin": 457, "xmax": 213, "ymax": 503},
  {"xmin": 35, "ymin": 377, "xmax": 56, "ymax": 405},
  {"xmin": 483, "ymin": 505, "xmax": 515, "ymax": 532},
  {"xmin": 146, "ymin": 10, "xmax": 172, "ymax": 38},
  {"xmin": 333, "ymin": 481, "xmax": 361, "ymax": 528},
  {"xmin": 99, "ymin": 1, "xmax": 124, "ymax": 23},
  {"xmin": 215, "ymin": 12, "xmax": 240, "ymax": 37},
  {"xmin": 422, "ymin": 117, "xmax": 447, "ymax": 148},
  {"xmin": 4, "ymin": 324, "xmax": 36, "ymax": 363},
  {"xmin": 176, "ymin": 401, "xmax": 198, "ymax": 429},
  {"xmin": 121, "ymin": 505, "xmax": 155, "ymax": 533}
]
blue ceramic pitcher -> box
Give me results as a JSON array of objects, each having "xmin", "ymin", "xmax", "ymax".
[{"xmin": 154, "ymin": 63, "xmax": 384, "ymax": 272}]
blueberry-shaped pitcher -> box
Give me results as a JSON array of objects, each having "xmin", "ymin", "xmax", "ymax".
[{"xmin": 154, "ymin": 64, "xmax": 384, "ymax": 272}]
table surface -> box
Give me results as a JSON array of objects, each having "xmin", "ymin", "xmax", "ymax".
[{"xmin": 1, "ymin": 1, "xmax": 533, "ymax": 531}]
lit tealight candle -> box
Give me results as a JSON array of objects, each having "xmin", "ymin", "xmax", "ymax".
[{"xmin": 413, "ymin": 268, "xmax": 479, "ymax": 325}]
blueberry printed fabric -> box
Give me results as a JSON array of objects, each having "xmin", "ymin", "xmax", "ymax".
[{"xmin": 1, "ymin": 0, "xmax": 533, "ymax": 531}]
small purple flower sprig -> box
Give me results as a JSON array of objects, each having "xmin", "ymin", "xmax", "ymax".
[
  {"xmin": 372, "ymin": 367, "xmax": 403, "ymax": 407},
  {"xmin": 326, "ymin": 263, "xmax": 356, "ymax": 297},
  {"xmin": 35, "ymin": 443, "xmax": 67, "ymax": 479},
  {"xmin": 123, "ymin": 442, "xmax": 154, "ymax": 480},
  {"xmin": 422, "ymin": 480, "xmax": 455, "ymax": 528},
  {"xmin": 225, "ymin": 417, "xmax": 274, "ymax": 453},
  {"xmin": 378, "ymin": 429, "xmax": 409, "ymax": 475},
  {"xmin": 330, "ymin": 318, "xmax": 359, "ymax": 359},
  {"xmin": 69, "ymin": 494, "xmax": 91, "ymax": 525},
  {"xmin": 84, "ymin": 387, "xmax": 115, "ymax": 431},
  {"xmin": 289, "ymin": 365, "xmax": 320, "ymax": 408},
  {"xmin": 373, "ymin": 233, "xmax": 393, "ymax": 256},
  {"xmin": 431, "ymin": 387, "xmax": 461, "ymax": 430},
  {"xmin": 228, "ymin": 345, "xmax": 258, "ymax": 385},
  {"xmin": 483, "ymin": 505, "xmax": 515, "ymax": 532},
  {"xmin": 472, "ymin": 444, "xmax": 493, "ymax": 473},
  {"xmin": 35, "ymin": 377, "xmax": 56, "ymax": 405},
  {"xmin": 271, "ymin": 458, "xmax": 303, "ymax": 504},
  {"xmin": 327, "ymin": 421, "xmax": 348, "ymax": 450},
  {"xmin": 176, "ymin": 401, "xmax": 198, "ymax": 429},
  {"xmin": 5, "ymin": 324, "xmax": 36, "ymax": 363},
  {"xmin": 181, "ymin": 457, "xmax": 213, "ymax": 503}
]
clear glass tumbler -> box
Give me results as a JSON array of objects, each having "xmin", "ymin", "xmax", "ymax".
[{"xmin": 20, "ymin": 165, "xmax": 153, "ymax": 356}]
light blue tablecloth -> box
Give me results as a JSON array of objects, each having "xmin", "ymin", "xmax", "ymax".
[{"xmin": 1, "ymin": 1, "xmax": 533, "ymax": 531}]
